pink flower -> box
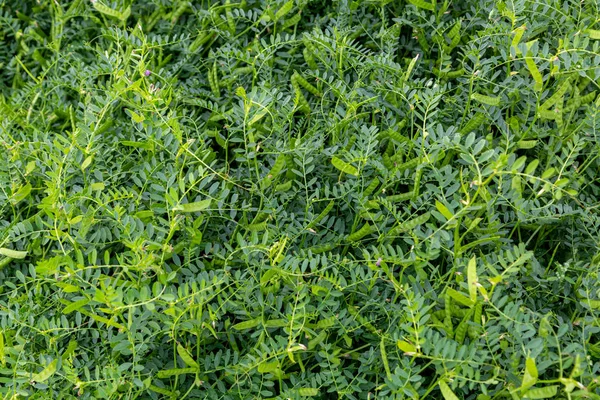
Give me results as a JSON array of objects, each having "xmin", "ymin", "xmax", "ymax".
[{"xmin": 144, "ymin": 70, "xmax": 151, "ymax": 77}]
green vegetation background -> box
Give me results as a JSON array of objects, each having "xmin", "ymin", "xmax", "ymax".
[{"xmin": 0, "ymin": 0, "xmax": 599, "ymax": 398}]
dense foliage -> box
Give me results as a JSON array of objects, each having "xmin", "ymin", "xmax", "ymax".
[{"xmin": 1, "ymin": 0, "xmax": 600, "ymax": 398}]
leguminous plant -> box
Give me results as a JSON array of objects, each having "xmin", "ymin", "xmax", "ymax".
[{"xmin": 1, "ymin": 0, "xmax": 599, "ymax": 398}]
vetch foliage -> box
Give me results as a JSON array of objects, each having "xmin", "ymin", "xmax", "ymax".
[{"xmin": 1, "ymin": 0, "xmax": 600, "ymax": 399}]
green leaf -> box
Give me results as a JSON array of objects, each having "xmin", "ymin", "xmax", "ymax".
[
  {"xmin": 436, "ymin": 200, "xmax": 454, "ymax": 221},
  {"xmin": 10, "ymin": 183, "xmax": 32, "ymax": 205},
  {"xmin": 248, "ymin": 109, "xmax": 269, "ymax": 126},
  {"xmin": 584, "ymin": 299, "xmax": 600, "ymax": 310},
  {"xmin": 134, "ymin": 210, "xmax": 154, "ymax": 220},
  {"xmin": 257, "ymin": 360, "xmax": 279, "ymax": 373},
  {"xmin": 397, "ymin": 340, "xmax": 417, "ymax": 354},
  {"xmin": 91, "ymin": 182, "xmax": 105, "ymax": 191},
  {"xmin": 25, "ymin": 161, "xmax": 36, "ymax": 174},
  {"xmin": 408, "ymin": 0, "xmax": 434, "ymax": 11},
  {"xmin": 81, "ymin": 156, "xmax": 93, "ymax": 171},
  {"xmin": 405, "ymin": 54, "xmax": 420, "ymax": 80},
  {"xmin": 129, "ymin": 110, "xmax": 145, "ymax": 123},
  {"xmin": 525, "ymin": 159, "xmax": 539, "ymax": 175},
  {"xmin": 512, "ymin": 156, "xmax": 527, "ymax": 172},
  {"xmin": 79, "ymin": 309, "xmax": 126, "ymax": 331},
  {"xmin": 62, "ymin": 299, "xmax": 90, "ymax": 314},
  {"xmin": 541, "ymin": 168, "xmax": 555, "ymax": 179},
  {"xmin": 62, "ymin": 340, "xmax": 78, "ymax": 360}
]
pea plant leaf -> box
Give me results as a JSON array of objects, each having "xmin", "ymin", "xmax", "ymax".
[{"xmin": 0, "ymin": 0, "xmax": 598, "ymax": 398}]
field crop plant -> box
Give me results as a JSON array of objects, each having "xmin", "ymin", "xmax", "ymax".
[{"xmin": 1, "ymin": 0, "xmax": 600, "ymax": 398}]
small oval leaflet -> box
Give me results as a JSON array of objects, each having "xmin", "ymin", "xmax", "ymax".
[
  {"xmin": 525, "ymin": 159, "xmax": 539, "ymax": 175},
  {"xmin": 81, "ymin": 156, "xmax": 94, "ymax": 171}
]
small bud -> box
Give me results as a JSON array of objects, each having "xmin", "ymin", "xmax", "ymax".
[{"xmin": 144, "ymin": 69, "xmax": 151, "ymax": 77}]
